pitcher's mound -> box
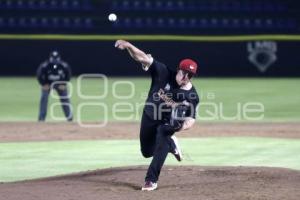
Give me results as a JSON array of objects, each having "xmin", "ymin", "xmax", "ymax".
[{"xmin": 1, "ymin": 166, "xmax": 300, "ymax": 200}]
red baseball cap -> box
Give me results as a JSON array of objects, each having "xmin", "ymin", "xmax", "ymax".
[{"xmin": 179, "ymin": 59, "xmax": 198, "ymax": 75}]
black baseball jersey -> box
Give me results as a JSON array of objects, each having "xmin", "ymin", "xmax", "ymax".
[
  {"xmin": 37, "ymin": 60, "xmax": 71, "ymax": 85},
  {"xmin": 163, "ymin": 86, "xmax": 199, "ymax": 120},
  {"xmin": 144, "ymin": 59, "xmax": 199, "ymax": 121}
]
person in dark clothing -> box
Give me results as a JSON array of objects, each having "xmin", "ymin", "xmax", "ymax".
[
  {"xmin": 115, "ymin": 40, "xmax": 199, "ymax": 191},
  {"xmin": 37, "ymin": 51, "xmax": 73, "ymax": 122}
]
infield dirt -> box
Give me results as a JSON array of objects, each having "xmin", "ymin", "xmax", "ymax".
[{"xmin": 0, "ymin": 122, "xmax": 300, "ymax": 142}]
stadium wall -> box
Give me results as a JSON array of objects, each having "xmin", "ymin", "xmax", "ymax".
[{"xmin": 0, "ymin": 37, "xmax": 300, "ymax": 77}]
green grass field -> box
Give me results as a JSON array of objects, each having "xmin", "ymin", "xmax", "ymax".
[
  {"xmin": 0, "ymin": 77, "xmax": 299, "ymax": 122},
  {"xmin": 0, "ymin": 77, "xmax": 300, "ymax": 182},
  {"xmin": 1, "ymin": 137, "xmax": 300, "ymax": 182}
]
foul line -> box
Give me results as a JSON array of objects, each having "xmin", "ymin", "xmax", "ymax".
[{"xmin": 0, "ymin": 34, "xmax": 300, "ymax": 41}]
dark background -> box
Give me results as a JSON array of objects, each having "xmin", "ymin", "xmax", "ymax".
[
  {"xmin": 0, "ymin": 0, "xmax": 299, "ymax": 77},
  {"xmin": 0, "ymin": 40, "xmax": 300, "ymax": 77}
]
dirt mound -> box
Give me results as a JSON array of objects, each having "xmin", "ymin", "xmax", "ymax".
[{"xmin": 1, "ymin": 166, "xmax": 300, "ymax": 200}]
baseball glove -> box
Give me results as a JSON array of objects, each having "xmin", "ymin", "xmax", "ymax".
[
  {"xmin": 170, "ymin": 104, "xmax": 189, "ymax": 130},
  {"xmin": 162, "ymin": 103, "xmax": 189, "ymax": 133}
]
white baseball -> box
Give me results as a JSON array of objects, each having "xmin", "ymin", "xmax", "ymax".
[{"xmin": 108, "ymin": 13, "xmax": 117, "ymax": 22}]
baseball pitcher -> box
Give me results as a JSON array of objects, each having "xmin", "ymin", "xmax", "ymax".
[{"xmin": 115, "ymin": 40, "xmax": 199, "ymax": 191}]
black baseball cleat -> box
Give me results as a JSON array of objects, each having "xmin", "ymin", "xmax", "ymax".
[
  {"xmin": 141, "ymin": 181, "xmax": 158, "ymax": 191},
  {"xmin": 170, "ymin": 135, "xmax": 183, "ymax": 162}
]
